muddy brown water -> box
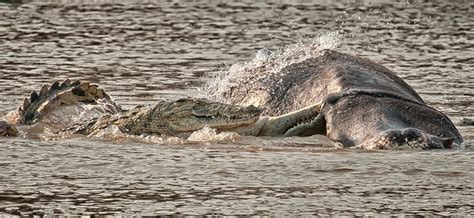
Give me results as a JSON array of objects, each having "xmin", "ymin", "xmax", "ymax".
[{"xmin": 0, "ymin": 0, "xmax": 473, "ymax": 216}]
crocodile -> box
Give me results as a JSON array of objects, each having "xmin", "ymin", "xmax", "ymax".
[
  {"xmin": 206, "ymin": 49, "xmax": 463, "ymax": 149},
  {"xmin": 1, "ymin": 80, "xmax": 321, "ymax": 138}
]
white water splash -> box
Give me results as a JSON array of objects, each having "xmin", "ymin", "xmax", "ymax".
[
  {"xmin": 187, "ymin": 126, "xmax": 241, "ymax": 142},
  {"xmin": 200, "ymin": 31, "xmax": 346, "ymax": 104}
]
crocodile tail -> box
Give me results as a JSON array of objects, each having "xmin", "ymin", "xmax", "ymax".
[{"xmin": 16, "ymin": 79, "xmax": 121, "ymax": 125}]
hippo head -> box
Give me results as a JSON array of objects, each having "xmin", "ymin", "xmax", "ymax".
[
  {"xmin": 0, "ymin": 121, "xmax": 18, "ymax": 137},
  {"xmin": 363, "ymin": 128, "xmax": 455, "ymax": 150}
]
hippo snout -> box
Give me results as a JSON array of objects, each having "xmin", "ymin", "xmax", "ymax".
[{"xmin": 364, "ymin": 128, "xmax": 454, "ymax": 150}]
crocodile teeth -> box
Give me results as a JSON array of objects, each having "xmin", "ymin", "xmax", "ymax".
[
  {"xmin": 30, "ymin": 91, "xmax": 39, "ymax": 103},
  {"xmin": 39, "ymin": 84, "xmax": 48, "ymax": 97},
  {"xmin": 22, "ymin": 97, "xmax": 30, "ymax": 110}
]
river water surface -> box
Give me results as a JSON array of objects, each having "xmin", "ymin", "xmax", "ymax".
[{"xmin": 0, "ymin": 0, "xmax": 473, "ymax": 216}]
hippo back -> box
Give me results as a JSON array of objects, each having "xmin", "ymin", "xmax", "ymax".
[{"xmin": 215, "ymin": 50, "xmax": 424, "ymax": 116}]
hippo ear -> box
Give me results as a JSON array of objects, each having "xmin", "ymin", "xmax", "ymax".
[{"xmin": 440, "ymin": 137, "xmax": 454, "ymax": 149}]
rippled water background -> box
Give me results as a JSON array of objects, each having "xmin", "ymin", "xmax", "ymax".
[{"xmin": 0, "ymin": 0, "xmax": 473, "ymax": 216}]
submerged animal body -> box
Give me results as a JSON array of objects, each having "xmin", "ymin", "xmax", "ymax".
[
  {"xmin": 1, "ymin": 80, "xmax": 321, "ymax": 139},
  {"xmin": 207, "ymin": 49, "xmax": 463, "ymax": 149}
]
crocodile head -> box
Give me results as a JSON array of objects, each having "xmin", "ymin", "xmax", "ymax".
[
  {"xmin": 72, "ymin": 98, "xmax": 325, "ymax": 137},
  {"xmin": 159, "ymin": 98, "xmax": 263, "ymax": 134},
  {"xmin": 0, "ymin": 121, "xmax": 18, "ymax": 137},
  {"xmin": 156, "ymin": 98, "xmax": 326, "ymax": 137}
]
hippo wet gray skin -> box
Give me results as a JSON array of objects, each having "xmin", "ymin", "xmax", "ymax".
[{"xmin": 208, "ymin": 49, "xmax": 463, "ymax": 149}]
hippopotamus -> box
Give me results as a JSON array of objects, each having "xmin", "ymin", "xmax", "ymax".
[{"xmin": 206, "ymin": 49, "xmax": 463, "ymax": 149}]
